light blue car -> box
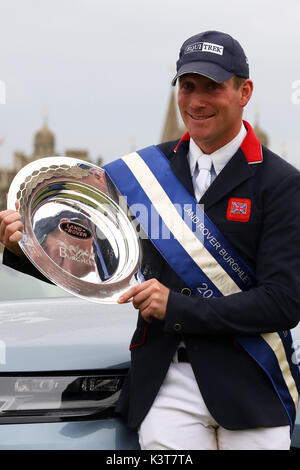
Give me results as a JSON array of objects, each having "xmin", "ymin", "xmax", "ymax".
[
  {"xmin": 0, "ymin": 261, "xmax": 139, "ymax": 450},
  {"xmin": 0, "ymin": 260, "xmax": 300, "ymax": 450}
]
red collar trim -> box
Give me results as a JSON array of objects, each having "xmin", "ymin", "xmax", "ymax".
[
  {"xmin": 173, "ymin": 121, "xmax": 263, "ymax": 164},
  {"xmin": 174, "ymin": 132, "xmax": 190, "ymax": 153},
  {"xmin": 241, "ymin": 120, "xmax": 263, "ymax": 164}
]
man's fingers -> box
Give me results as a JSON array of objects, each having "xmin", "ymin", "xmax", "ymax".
[
  {"xmin": 0, "ymin": 207, "xmax": 25, "ymax": 257},
  {"xmin": 132, "ymin": 285, "xmax": 155, "ymax": 309},
  {"xmin": 1, "ymin": 211, "xmax": 22, "ymax": 225},
  {"xmin": 118, "ymin": 288, "xmax": 136, "ymax": 303},
  {"xmin": 0, "ymin": 210, "xmax": 21, "ymax": 225},
  {"xmin": 118, "ymin": 282, "xmax": 150, "ymax": 304},
  {"xmin": 0, "ymin": 211, "xmax": 15, "ymax": 239},
  {"xmin": 9, "ymin": 230, "xmax": 23, "ymax": 243},
  {"xmin": 117, "ymin": 279, "xmax": 169, "ymax": 322},
  {"xmin": 5, "ymin": 220, "xmax": 23, "ymax": 241},
  {"xmin": 135, "ymin": 297, "xmax": 152, "ymax": 315},
  {"xmin": 117, "ymin": 297, "xmax": 133, "ymax": 304},
  {"xmin": 0, "ymin": 210, "xmax": 23, "ymax": 247},
  {"xmin": 0, "ymin": 209, "xmax": 14, "ymax": 221}
]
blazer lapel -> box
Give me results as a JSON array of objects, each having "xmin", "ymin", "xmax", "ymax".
[
  {"xmin": 168, "ymin": 140, "xmax": 194, "ymax": 197},
  {"xmin": 200, "ymin": 148, "xmax": 257, "ymax": 210}
]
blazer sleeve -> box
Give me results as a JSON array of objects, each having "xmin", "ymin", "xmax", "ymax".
[
  {"xmin": 3, "ymin": 248, "xmax": 53, "ymax": 284},
  {"xmin": 164, "ymin": 171, "xmax": 300, "ymax": 337}
]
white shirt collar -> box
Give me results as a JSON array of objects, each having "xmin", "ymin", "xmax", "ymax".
[{"xmin": 188, "ymin": 123, "xmax": 247, "ymax": 176}]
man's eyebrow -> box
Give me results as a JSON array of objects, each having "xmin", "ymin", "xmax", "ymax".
[{"xmin": 179, "ymin": 77, "xmax": 194, "ymax": 84}]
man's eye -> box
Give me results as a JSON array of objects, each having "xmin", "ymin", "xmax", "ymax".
[
  {"xmin": 181, "ymin": 82, "xmax": 193, "ymax": 90},
  {"xmin": 208, "ymin": 83, "xmax": 219, "ymax": 90}
]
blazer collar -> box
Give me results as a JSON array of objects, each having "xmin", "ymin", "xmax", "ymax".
[{"xmin": 169, "ymin": 138, "xmax": 194, "ymax": 196}]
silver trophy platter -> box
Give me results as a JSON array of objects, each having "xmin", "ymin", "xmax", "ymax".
[{"xmin": 7, "ymin": 157, "xmax": 141, "ymax": 303}]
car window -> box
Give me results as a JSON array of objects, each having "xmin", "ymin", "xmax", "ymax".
[{"xmin": 0, "ymin": 256, "xmax": 72, "ymax": 301}]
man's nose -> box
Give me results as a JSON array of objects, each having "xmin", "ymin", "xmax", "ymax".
[{"xmin": 189, "ymin": 90, "xmax": 207, "ymax": 108}]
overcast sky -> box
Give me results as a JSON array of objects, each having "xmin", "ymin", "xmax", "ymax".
[{"xmin": 0, "ymin": 0, "xmax": 299, "ymax": 169}]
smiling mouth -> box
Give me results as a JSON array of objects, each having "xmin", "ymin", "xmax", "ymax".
[{"xmin": 187, "ymin": 113, "xmax": 215, "ymax": 121}]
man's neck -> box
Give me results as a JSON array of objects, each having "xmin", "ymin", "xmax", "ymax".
[
  {"xmin": 193, "ymin": 121, "xmax": 244, "ymax": 155},
  {"xmin": 189, "ymin": 122, "xmax": 247, "ymax": 176}
]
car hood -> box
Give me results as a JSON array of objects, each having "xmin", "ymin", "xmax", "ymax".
[{"xmin": 0, "ymin": 297, "xmax": 137, "ymax": 372}]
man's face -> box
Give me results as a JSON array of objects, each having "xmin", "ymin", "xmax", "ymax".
[{"xmin": 177, "ymin": 74, "xmax": 252, "ymax": 154}]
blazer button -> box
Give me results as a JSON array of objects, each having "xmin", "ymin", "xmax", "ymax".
[
  {"xmin": 173, "ymin": 323, "xmax": 182, "ymax": 332},
  {"xmin": 181, "ymin": 288, "xmax": 191, "ymax": 296}
]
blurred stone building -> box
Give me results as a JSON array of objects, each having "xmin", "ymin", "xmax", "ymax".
[
  {"xmin": 160, "ymin": 88, "xmax": 186, "ymax": 142},
  {"xmin": 0, "ymin": 167, "xmax": 15, "ymax": 211},
  {"xmin": 0, "ymin": 118, "xmax": 102, "ymax": 212},
  {"xmin": 253, "ymin": 111, "xmax": 269, "ymax": 147},
  {"xmin": 14, "ymin": 118, "xmax": 90, "ymax": 173}
]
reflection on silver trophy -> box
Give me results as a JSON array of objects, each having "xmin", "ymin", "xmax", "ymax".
[{"xmin": 7, "ymin": 157, "xmax": 141, "ymax": 303}]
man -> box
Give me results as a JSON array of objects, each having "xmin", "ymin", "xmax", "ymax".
[
  {"xmin": 114, "ymin": 31, "xmax": 300, "ymax": 450},
  {"xmin": 1, "ymin": 30, "xmax": 300, "ymax": 450}
]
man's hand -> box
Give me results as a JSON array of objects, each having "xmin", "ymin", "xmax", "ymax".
[
  {"xmin": 0, "ymin": 203, "xmax": 24, "ymax": 257},
  {"xmin": 118, "ymin": 279, "xmax": 170, "ymax": 323}
]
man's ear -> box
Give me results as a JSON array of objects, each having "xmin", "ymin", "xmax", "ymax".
[{"xmin": 240, "ymin": 79, "xmax": 253, "ymax": 108}]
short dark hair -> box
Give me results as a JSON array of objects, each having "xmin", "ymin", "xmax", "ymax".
[{"xmin": 233, "ymin": 75, "xmax": 246, "ymax": 89}]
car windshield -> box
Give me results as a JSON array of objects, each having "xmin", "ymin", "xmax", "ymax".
[{"xmin": 0, "ymin": 254, "xmax": 72, "ymax": 301}]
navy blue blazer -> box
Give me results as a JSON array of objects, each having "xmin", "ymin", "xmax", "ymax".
[{"xmin": 115, "ymin": 127, "xmax": 300, "ymax": 431}]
